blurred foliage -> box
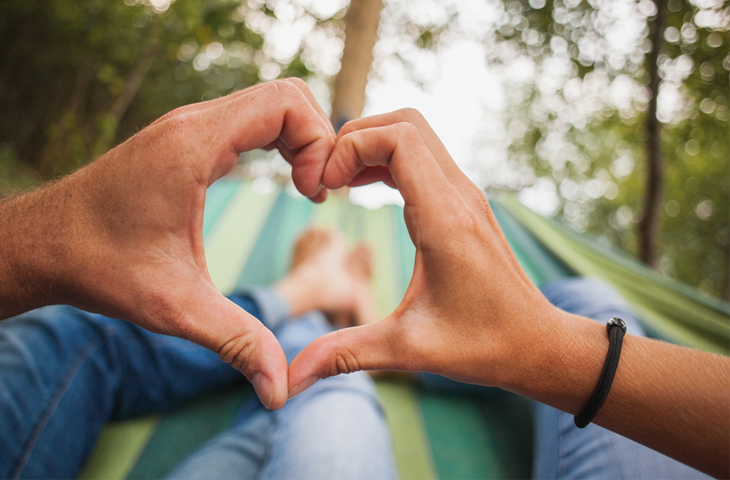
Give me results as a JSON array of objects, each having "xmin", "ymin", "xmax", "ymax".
[
  {"xmin": 483, "ymin": 0, "xmax": 729, "ymax": 299},
  {"xmin": 0, "ymin": 0, "xmax": 341, "ymax": 193}
]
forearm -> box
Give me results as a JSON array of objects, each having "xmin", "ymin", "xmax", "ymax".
[
  {"xmin": 0, "ymin": 180, "xmax": 77, "ymax": 319},
  {"xmin": 508, "ymin": 309, "xmax": 730, "ymax": 478}
]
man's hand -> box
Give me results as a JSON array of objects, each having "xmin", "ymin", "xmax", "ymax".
[
  {"xmin": 0, "ymin": 78, "xmax": 335, "ymax": 410},
  {"xmin": 288, "ymin": 108, "xmax": 560, "ymax": 395}
]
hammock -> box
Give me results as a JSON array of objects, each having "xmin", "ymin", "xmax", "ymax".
[{"xmin": 80, "ymin": 179, "xmax": 729, "ymax": 480}]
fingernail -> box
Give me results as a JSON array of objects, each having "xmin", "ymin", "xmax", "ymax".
[
  {"xmin": 288, "ymin": 375, "xmax": 318, "ymax": 400},
  {"xmin": 252, "ymin": 373, "xmax": 274, "ymax": 409},
  {"xmin": 308, "ymin": 184, "xmax": 323, "ymax": 198}
]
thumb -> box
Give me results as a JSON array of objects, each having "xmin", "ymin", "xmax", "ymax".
[
  {"xmin": 288, "ymin": 317, "xmax": 405, "ymax": 399},
  {"xmin": 186, "ymin": 290, "xmax": 289, "ymax": 410}
]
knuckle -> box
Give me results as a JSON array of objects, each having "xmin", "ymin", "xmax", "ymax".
[
  {"xmin": 218, "ymin": 331, "xmax": 259, "ymax": 374},
  {"xmin": 161, "ymin": 112, "xmax": 195, "ymax": 142},
  {"xmin": 397, "ymin": 107, "xmax": 425, "ymax": 125},
  {"xmin": 393, "ymin": 122, "xmax": 421, "ymax": 141},
  {"xmin": 325, "ymin": 332, "xmax": 361, "ymax": 377},
  {"xmin": 329, "ymin": 347, "xmax": 361, "ymax": 376},
  {"xmin": 269, "ymin": 78, "xmax": 298, "ymax": 97},
  {"xmin": 454, "ymin": 202, "xmax": 481, "ymax": 232},
  {"xmin": 155, "ymin": 105, "xmax": 188, "ymax": 125},
  {"xmin": 285, "ymin": 76, "xmax": 308, "ymax": 91}
]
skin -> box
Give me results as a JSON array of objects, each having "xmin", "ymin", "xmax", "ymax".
[
  {"xmin": 0, "ymin": 81, "xmax": 727, "ymax": 476},
  {"xmin": 286, "ymin": 109, "xmax": 730, "ymax": 478},
  {"xmin": 0, "ymin": 78, "xmax": 336, "ymax": 411}
]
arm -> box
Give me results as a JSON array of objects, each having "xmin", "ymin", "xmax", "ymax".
[
  {"xmin": 288, "ymin": 109, "xmax": 730, "ymax": 478},
  {"xmin": 0, "ymin": 184, "xmax": 72, "ymax": 319},
  {"xmin": 0, "ymin": 78, "xmax": 336, "ymax": 410}
]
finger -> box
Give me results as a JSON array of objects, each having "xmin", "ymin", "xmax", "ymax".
[
  {"xmin": 338, "ymin": 109, "xmax": 486, "ymax": 209},
  {"xmin": 148, "ymin": 80, "xmax": 276, "ymax": 128},
  {"xmin": 185, "ymin": 80, "xmax": 334, "ymax": 197},
  {"xmin": 348, "ymin": 166, "xmax": 396, "ymax": 189},
  {"xmin": 183, "ymin": 287, "xmax": 289, "ymax": 410},
  {"xmin": 288, "ymin": 318, "xmax": 407, "ymax": 398},
  {"xmin": 308, "ymin": 187, "xmax": 328, "ymax": 203},
  {"xmin": 284, "ymin": 78, "xmax": 336, "ymax": 137},
  {"xmin": 272, "ymin": 138, "xmax": 331, "ymax": 201},
  {"xmin": 323, "ymin": 123, "xmax": 456, "ymax": 210},
  {"xmin": 149, "ymin": 78, "xmax": 328, "ymax": 131}
]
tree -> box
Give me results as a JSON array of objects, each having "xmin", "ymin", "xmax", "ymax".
[
  {"xmin": 638, "ymin": 0, "xmax": 667, "ymax": 266},
  {"xmin": 330, "ymin": 0, "xmax": 384, "ymax": 127},
  {"xmin": 482, "ymin": 0, "xmax": 729, "ymax": 299},
  {"xmin": 0, "ymin": 0, "xmax": 325, "ymax": 192}
]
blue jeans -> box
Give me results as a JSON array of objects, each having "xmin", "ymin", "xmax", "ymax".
[{"xmin": 0, "ymin": 289, "xmax": 395, "ymax": 479}]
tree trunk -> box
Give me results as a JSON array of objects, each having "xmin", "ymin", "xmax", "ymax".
[
  {"xmin": 638, "ymin": 0, "xmax": 666, "ymax": 267},
  {"xmin": 330, "ymin": 0, "xmax": 384, "ymax": 129}
]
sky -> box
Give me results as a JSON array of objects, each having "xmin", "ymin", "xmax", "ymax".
[{"xmin": 351, "ymin": 39, "xmax": 506, "ymax": 209}]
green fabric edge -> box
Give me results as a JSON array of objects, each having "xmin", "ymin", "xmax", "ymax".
[{"xmin": 500, "ymin": 196, "xmax": 730, "ymax": 355}]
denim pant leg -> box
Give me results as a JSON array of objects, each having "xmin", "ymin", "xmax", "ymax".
[
  {"xmin": 167, "ymin": 290, "xmax": 398, "ymax": 480},
  {"xmin": 0, "ymin": 295, "xmax": 268, "ymax": 479},
  {"xmin": 534, "ymin": 277, "xmax": 710, "ymax": 479}
]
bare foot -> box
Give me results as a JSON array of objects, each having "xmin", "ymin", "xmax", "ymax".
[
  {"xmin": 275, "ymin": 228, "xmax": 356, "ymax": 318},
  {"xmin": 346, "ymin": 242, "xmax": 381, "ymax": 328}
]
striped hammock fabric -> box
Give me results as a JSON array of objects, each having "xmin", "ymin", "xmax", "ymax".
[{"xmin": 79, "ymin": 179, "xmax": 729, "ymax": 480}]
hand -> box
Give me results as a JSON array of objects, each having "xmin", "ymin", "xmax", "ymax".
[
  {"xmin": 283, "ymin": 109, "xmax": 730, "ymax": 478},
  {"xmin": 0, "ymin": 78, "xmax": 336, "ymax": 410},
  {"xmin": 287, "ymin": 109, "xmax": 565, "ymax": 397}
]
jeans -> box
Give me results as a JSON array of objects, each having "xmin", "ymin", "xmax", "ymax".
[
  {"xmin": 0, "ymin": 289, "xmax": 395, "ymax": 479},
  {"xmin": 0, "ymin": 277, "xmax": 710, "ymax": 480},
  {"xmin": 532, "ymin": 278, "xmax": 709, "ymax": 479}
]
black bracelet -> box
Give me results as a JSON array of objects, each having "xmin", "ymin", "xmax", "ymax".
[{"xmin": 574, "ymin": 317, "xmax": 627, "ymax": 429}]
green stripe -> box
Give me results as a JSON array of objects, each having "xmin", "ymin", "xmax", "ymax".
[
  {"xmin": 236, "ymin": 190, "xmax": 290, "ymax": 288},
  {"xmin": 419, "ymin": 391, "xmax": 534, "ymax": 480},
  {"xmin": 395, "ymin": 207, "xmax": 416, "ymax": 298},
  {"xmin": 203, "ymin": 181, "xmax": 241, "ymax": 238},
  {"xmin": 491, "ymin": 203, "xmax": 572, "ymax": 286},
  {"xmin": 78, "ymin": 416, "xmax": 159, "ymax": 480},
  {"xmin": 375, "ymin": 381, "xmax": 437, "ymax": 480},
  {"xmin": 271, "ymin": 193, "xmax": 315, "ymax": 279},
  {"xmin": 205, "ymin": 185, "xmax": 279, "ymax": 295},
  {"xmin": 236, "ymin": 190, "xmax": 317, "ymax": 288},
  {"xmin": 362, "ymin": 206, "xmax": 400, "ymax": 316}
]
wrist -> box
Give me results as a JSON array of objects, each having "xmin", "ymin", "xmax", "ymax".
[
  {"xmin": 0, "ymin": 179, "xmax": 80, "ymax": 318},
  {"xmin": 500, "ymin": 304, "xmax": 608, "ymax": 415}
]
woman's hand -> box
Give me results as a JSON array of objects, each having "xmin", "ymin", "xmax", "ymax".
[
  {"xmin": 288, "ymin": 109, "xmax": 565, "ymax": 395},
  {"xmin": 287, "ymin": 109, "xmax": 730, "ymax": 478}
]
